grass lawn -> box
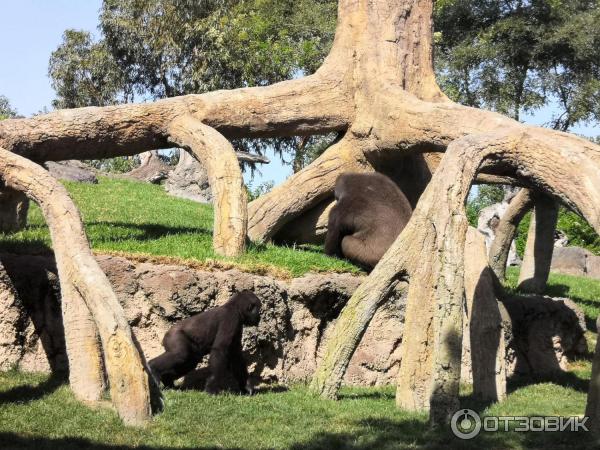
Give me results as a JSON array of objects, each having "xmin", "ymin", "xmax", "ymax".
[
  {"xmin": 0, "ymin": 177, "xmax": 359, "ymax": 277},
  {"xmin": 0, "ymin": 270, "xmax": 599, "ymax": 449}
]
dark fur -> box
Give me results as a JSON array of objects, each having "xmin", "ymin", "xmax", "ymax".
[
  {"xmin": 324, "ymin": 172, "xmax": 412, "ymax": 270},
  {"xmin": 148, "ymin": 290, "xmax": 261, "ymax": 394}
]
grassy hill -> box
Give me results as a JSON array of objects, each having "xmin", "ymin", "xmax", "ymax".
[{"xmin": 0, "ymin": 177, "xmax": 359, "ymax": 277}]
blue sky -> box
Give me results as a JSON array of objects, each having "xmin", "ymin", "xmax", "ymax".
[{"xmin": 0, "ymin": 1, "xmax": 597, "ymax": 187}]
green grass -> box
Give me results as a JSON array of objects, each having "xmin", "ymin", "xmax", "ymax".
[
  {"xmin": 1, "ymin": 271, "xmax": 599, "ymax": 449},
  {"xmin": 0, "ymin": 177, "xmax": 359, "ymax": 277},
  {"xmin": 506, "ymin": 267, "xmax": 600, "ymax": 330},
  {"xmin": 0, "ymin": 371, "xmax": 597, "ymax": 450}
]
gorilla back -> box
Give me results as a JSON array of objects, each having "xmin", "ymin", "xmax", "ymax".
[
  {"xmin": 324, "ymin": 172, "xmax": 412, "ymax": 270},
  {"xmin": 148, "ymin": 290, "xmax": 261, "ymax": 394}
]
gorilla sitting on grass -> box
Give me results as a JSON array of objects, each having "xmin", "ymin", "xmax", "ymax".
[{"xmin": 149, "ymin": 290, "xmax": 261, "ymax": 394}]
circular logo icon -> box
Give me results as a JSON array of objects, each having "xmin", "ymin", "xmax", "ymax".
[{"xmin": 451, "ymin": 409, "xmax": 481, "ymax": 439}]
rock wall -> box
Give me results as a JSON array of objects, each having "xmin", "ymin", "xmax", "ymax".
[
  {"xmin": 0, "ymin": 253, "xmax": 587, "ymax": 388},
  {"xmin": 551, "ymin": 246, "xmax": 600, "ymax": 280},
  {"xmin": 0, "ymin": 254, "xmax": 404, "ymax": 387}
]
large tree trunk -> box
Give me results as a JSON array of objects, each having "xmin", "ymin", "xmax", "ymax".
[
  {"xmin": 2, "ymin": 0, "xmax": 600, "ymax": 427},
  {"xmin": 517, "ymin": 195, "xmax": 559, "ymax": 294}
]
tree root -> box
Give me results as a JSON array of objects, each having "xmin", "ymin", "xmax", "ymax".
[
  {"xmin": 311, "ymin": 129, "xmax": 600, "ymax": 425},
  {"xmin": 168, "ymin": 116, "xmax": 247, "ymax": 257},
  {"xmin": 0, "ymin": 148, "xmax": 155, "ymax": 425}
]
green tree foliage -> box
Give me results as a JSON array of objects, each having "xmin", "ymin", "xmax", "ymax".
[
  {"xmin": 442, "ymin": 1, "xmax": 600, "ymax": 254},
  {"xmin": 100, "ymin": 0, "xmax": 337, "ymax": 97},
  {"xmin": 435, "ymin": 0, "xmax": 600, "ymax": 129},
  {"xmin": 0, "ymin": 95, "xmax": 17, "ymax": 120},
  {"xmin": 466, "ymin": 184, "xmax": 506, "ymax": 226},
  {"xmin": 49, "ymin": 30, "xmax": 130, "ymax": 109},
  {"xmin": 49, "ymin": 0, "xmax": 338, "ymax": 165}
]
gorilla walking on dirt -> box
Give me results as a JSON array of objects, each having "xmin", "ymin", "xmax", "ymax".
[
  {"xmin": 149, "ymin": 290, "xmax": 261, "ymax": 394},
  {"xmin": 325, "ymin": 172, "xmax": 413, "ymax": 270}
]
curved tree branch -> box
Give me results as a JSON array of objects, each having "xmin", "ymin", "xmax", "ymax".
[
  {"xmin": 488, "ymin": 188, "xmax": 534, "ymax": 280},
  {"xmin": 168, "ymin": 116, "xmax": 247, "ymax": 257},
  {"xmin": 248, "ymin": 136, "xmax": 373, "ymax": 241},
  {"xmin": 0, "ymin": 148, "xmax": 154, "ymax": 425},
  {"xmin": 0, "ymin": 74, "xmax": 350, "ymax": 162}
]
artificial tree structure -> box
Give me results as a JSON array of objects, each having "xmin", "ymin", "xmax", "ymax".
[{"xmin": 0, "ymin": 0, "xmax": 599, "ymax": 428}]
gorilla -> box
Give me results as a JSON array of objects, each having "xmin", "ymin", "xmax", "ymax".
[
  {"xmin": 149, "ymin": 290, "xmax": 261, "ymax": 394},
  {"xmin": 325, "ymin": 172, "xmax": 412, "ymax": 270}
]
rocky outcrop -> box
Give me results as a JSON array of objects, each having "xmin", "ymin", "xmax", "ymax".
[
  {"xmin": 43, "ymin": 160, "xmax": 98, "ymax": 184},
  {"xmin": 124, "ymin": 151, "xmax": 172, "ymax": 184},
  {"xmin": 551, "ymin": 246, "xmax": 600, "ymax": 280},
  {"xmin": 164, "ymin": 151, "xmax": 212, "ymax": 204},
  {"xmin": 501, "ymin": 295, "xmax": 587, "ymax": 376},
  {"xmin": 0, "ymin": 253, "xmax": 587, "ymax": 388}
]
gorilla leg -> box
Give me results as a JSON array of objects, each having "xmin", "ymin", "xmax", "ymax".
[
  {"xmin": 149, "ymin": 334, "xmax": 200, "ymax": 388},
  {"xmin": 341, "ymin": 235, "xmax": 379, "ymax": 270},
  {"xmin": 229, "ymin": 339, "xmax": 250, "ymax": 394},
  {"xmin": 205, "ymin": 346, "xmax": 230, "ymax": 394}
]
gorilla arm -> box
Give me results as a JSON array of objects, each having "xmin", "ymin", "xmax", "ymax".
[
  {"xmin": 229, "ymin": 332, "xmax": 251, "ymax": 394},
  {"xmin": 205, "ymin": 316, "xmax": 240, "ymax": 394},
  {"xmin": 324, "ymin": 203, "xmax": 344, "ymax": 257}
]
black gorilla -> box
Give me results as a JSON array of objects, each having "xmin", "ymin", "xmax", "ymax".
[
  {"xmin": 325, "ymin": 172, "xmax": 412, "ymax": 270},
  {"xmin": 148, "ymin": 290, "xmax": 261, "ymax": 394}
]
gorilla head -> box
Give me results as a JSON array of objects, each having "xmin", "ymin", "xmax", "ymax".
[{"xmin": 232, "ymin": 290, "xmax": 262, "ymax": 326}]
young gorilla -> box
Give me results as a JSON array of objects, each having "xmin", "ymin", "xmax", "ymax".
[
  {"xmin": 325, "ymin": 172, "xmax": 413, "ymax": 270},
  {"xmin": 149, "ymin": 290, "xmax": 261, "ymax": 394}
]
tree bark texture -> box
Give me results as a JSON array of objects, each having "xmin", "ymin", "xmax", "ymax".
[
  {"xmin": 463, "ymin": 228, "xmax": 506, "ymax": 403},
  {"xmin": 0, "ymin": 189, "xmax": 28, "ymax": 233},
  {"xmin": 488, "ymin": 189, "xmax": 534, "ymax": 280},
  {"xmin": 517, "ymin": 195, "xmax": 559, "ymax": 294},
  {"xmin": 1, "ymin": 0, "xmax": 600, "ymax": 426},
  {"xmin": 0, "ymin": 148, "xmax": 153, "ymax": 425}
]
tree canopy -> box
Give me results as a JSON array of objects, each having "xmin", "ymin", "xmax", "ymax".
[
  {"xmin": 49, "ymin": 0, "xmax": 338, "ymax": 165},
  {"xmin": 435, "ymin": 0, "xmax": 600, "ymax": 130}
]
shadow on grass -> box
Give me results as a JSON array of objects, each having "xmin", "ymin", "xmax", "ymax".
[
  {"xmin": 0, "ymin": 413, "xmax": 594, "ymax": 450},
  {"xmin": 86, "ymin": 222, "xmax": 213, "ymax": 242},
  {"xmin": 541, "ymin": 283, "xmax": 599, "ymax": 332},
  {"xmin": 0, "ymin": 372, "xmax": 66, "ymax": 405},
  {"xmin": 506, "ymin": 370, "xmax": 590, "ymax": 395},
  {"xmin": 0, "ymin": 434, "xmax": 244, "ymax": 450},
  {"xmin": 0, "ymin": 239, "xmax": 52, "ymax": 255}
]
